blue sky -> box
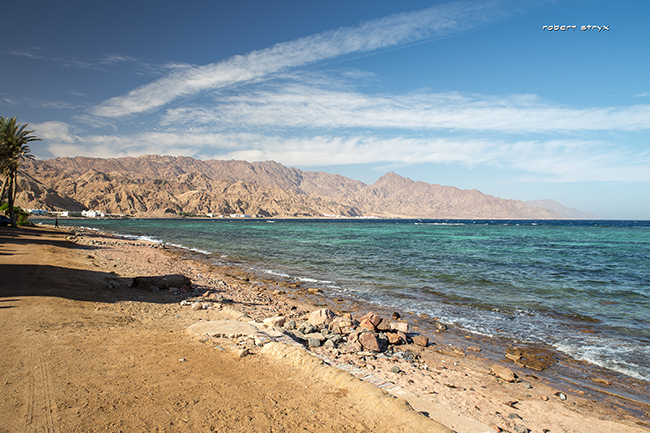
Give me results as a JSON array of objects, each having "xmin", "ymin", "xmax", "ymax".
[{"xmin": 2, "ymin": 0, "xmax": 649, "ymax": 219}]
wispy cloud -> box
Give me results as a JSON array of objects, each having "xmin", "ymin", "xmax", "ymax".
[
  {"xmin": 38, "ymin": 123, "xmax": 650, "ymax": 183},
  {"xmin": 8, "ymin": 48, "xmax": 44, "ymax": 59},
  {"xmin": 0, "ymin": 96, "xmax": 83, "ymax": 110},
  {"xmin": 161, "ymin": 80, "xmax": 650, "ymax": 133},
  {"xmin": 634, "ymin": 92, "xmax": 650, "ymax": 98},
  {"xmin": 89, "ymin": 0, "xmax": 512, "ymax": 118}
]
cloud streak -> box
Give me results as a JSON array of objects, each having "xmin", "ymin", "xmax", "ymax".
[
  {"xmin": 89, "ymin": 0, "xmax": 511, "ymax": 118},
  {"xmin": 161, "ymin": 82, "xmax": 650, "ymax": 133},
  {"xmin": 37, "ymin": 123, "xmax": 650, "ymax": 183}
]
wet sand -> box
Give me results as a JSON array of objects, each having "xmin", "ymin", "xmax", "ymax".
[{"xmin": 1, "ymin": 224, "xmax": 649, "ymax": 432}]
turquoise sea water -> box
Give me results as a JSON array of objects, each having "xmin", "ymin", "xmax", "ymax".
[{"xmin": 54, "ymin": 218, "xmax": 650, "ymax": 381}]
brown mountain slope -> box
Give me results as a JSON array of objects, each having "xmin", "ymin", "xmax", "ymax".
[{"xmin": 16, "ymin": 155, "xmax": 558, "ymax": 219}]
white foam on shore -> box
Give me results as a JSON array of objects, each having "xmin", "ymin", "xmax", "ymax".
[
  {"xmin": 556, "ymin": 340, "xmax": 650, "ymax": 382},
  {"xmin": 259, "ymin": 268, "xmax": 336, "ymax": 285},
  {"xmin": 164, "ymin": 242, "xmax": 213, "ymax": 256},
  {"xmin": 76, "ymin": 226, "xmax": 164, "ymax": 245}
]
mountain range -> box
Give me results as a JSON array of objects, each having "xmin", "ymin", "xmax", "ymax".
[{"xmin": 14, "ymin": 155, "xmax": 594, "ymax": 219}]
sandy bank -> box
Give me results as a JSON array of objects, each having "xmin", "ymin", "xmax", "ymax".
[{"xmin": 1, "ymin": 225, "xmax": 648, "ymax": 432}]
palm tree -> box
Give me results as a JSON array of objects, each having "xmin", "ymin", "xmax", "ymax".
[{"xmin": 0, "ymin": 116, "xmax": 39, "ymax": 226}]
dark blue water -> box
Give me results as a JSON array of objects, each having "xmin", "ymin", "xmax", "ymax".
[{"xmin": 53, "ymin": 218, "xmax": 650, "ymax": 381}]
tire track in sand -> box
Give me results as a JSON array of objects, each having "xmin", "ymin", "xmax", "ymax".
[{"xmin": 25, "ymin": 333, "xmax": 60, "ymax": 433}]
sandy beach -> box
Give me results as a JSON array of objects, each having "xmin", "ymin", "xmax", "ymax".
[{"xmin": 1, "ymin": 225, "xmax": 648, "ymax": 433}]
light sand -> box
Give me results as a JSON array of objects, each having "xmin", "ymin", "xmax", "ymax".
[{"xmin": 1, "ymin": 225, "xmax": 648, "ymax": 432}]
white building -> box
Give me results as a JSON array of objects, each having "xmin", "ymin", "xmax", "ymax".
[{"xmin": 82, "ymin": 210, "xmax": 105, "ymax": 218}]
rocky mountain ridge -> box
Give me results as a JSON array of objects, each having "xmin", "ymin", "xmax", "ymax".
[{"xmin": 16, "ymin": 155, "xmax": 562, "ymax": 219}]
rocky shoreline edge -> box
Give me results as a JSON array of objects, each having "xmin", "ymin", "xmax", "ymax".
[{"xmin": 62, "ymin": 225, "xmax": 650, "ymax": 433}]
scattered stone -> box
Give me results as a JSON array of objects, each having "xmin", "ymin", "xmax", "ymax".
[
  {"xmin": 491, "ymin": 365, "xmax": 518, "ymax": 382},
  {"xmin": 263, "ymin": 316, "xmax": 286, "ymax": 328},
  {"xmin": 233, "ymin": 348, "xmax": 250, "ymax": 358},
  {"xmin": 390, "ymin": 366, "xmax": 401, "ymax": 374},
  {"xmin": 179, "ymin": 285, "xmax": 190, "ymax": 294},
  {"xmin": 509, "ymin": 413, "xmax": 523, "ymax": 420},
  {"xmin": 434, "ymin": 321, "xmax": 447, "ymax": 332},
  {"xmin": 467, "ymin": 346, "xmax": 482, "ymax": 352},
  {"xmin": 327, "ymin": 334, "xmax": 344, "ymax": 346},
  {"xmin": 284, "ymin": 320, "xmax": 296, "ymax": 330},
  {"xmin": 306, "ymin": 288, "xmax": 321, "ymax": 295},
  {"xmin": 178, "ymin": 358, "xmax": 187, "ymax": 362},
  {"xmin": 412, "ymin": 335, "xmax": 429, "ymax": 347},
  {"xmin": 308, "ymin": 308, "xmax": 336, "ymax": 326},
  {"xmin": 392, "ymin": 312, "xmax": 401, "ymax": 320},
  {"xmin": 555, "ymin": 392, "xmax": 567, "ymax": 401},
  {"xmin": 305, "ymin": 332, "xmax": 326, "ymax": 342},
  {"xmin": 505, "ymin": 347, "xmax": 556, "ymax": 371},
  {"xmin": 298, "ymin": 323, "xmax": 318, "ymax": 334},
  {"xmin": 359, "ymin": 318, "xmax": 377, "ymax": 331},
  {"xmin": 359, "ymin": 312, "xmax": 382, "ymax": 327},
  {"xmin": 323, "ymin": 339, "xmax": 336, "ymax": 349},
  {"xmin": 308, "ymin": 337, "xmax": 322, "ymax": 347},
  {"xmin": 131, "ymin": 274, "xmax": 191, "ymax": 290},
  {"xmin": 541, "ymin": 395, "xmax": 549, "ymax": 401},
  {"xmin": 187, "ymin": 321, "xmax": 259, "ymax": 339},
  {"xmin": 150, "ymin": 285, "xmax": 160, "ymax": 292},
  {"xmin": 514, "ymin": 425, "xmax": 530, "ymax": 433},
  {"xmin": 504, "ymin": 401, "xmax": 519, "ymax": 408},
  {"xmin": 169, "ymin": 287, "xmax": 179, "ymax": 294},
  {"xmin": 359, "ymin": 332, "xmax": 385, "ymax": 352},
  {"xmin": 391, "ymin": 350, "xmax": 415, "ymax": 362},
  {"xmin": 390, "ymin": 321, "xmax": 409, "ymax": 333},
  {"xmin": 524, "ymin": 383, "xmax": 533, "ymax": 389},
  {"xmin": 191, "ymin": 302, "xmax": 202, "ymax": 311},
  {"xmin": 376, "ymin": 319, "xmax": 392, "ymax": 332},
  {"xmin": 387, "ymin": 332, "xmax": 405, "ymax": 345}
]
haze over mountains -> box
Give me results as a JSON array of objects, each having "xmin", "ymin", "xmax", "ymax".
[{"xmin": 15, "ymin": 155, "xmax": 593, "ymax": 219}]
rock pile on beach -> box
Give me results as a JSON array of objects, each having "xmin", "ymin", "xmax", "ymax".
[{"xmin": 278, "ymin": 308, "xmax": 420, "ymax": 353}]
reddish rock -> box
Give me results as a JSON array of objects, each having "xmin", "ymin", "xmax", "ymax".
[
  {"xmin": 330, "ymin": 317, "xmax": 355, "ymax": 334},
  {"xmin": 387, "ymin": 332, "xmax": 405, "ymax": 345},
  {"xmin": 376, "ymin": 319, "xmax": 391, "ymax": 331},
  {"xmin": 179, "ymin": 285, "xmax": 190, "ymax": 294},
  {"xmin": 359, "ymin": 312, "xmax": 382, "ymax": 327},
  {"xmin": 168, "ymin": 287, "xmax": 179, "ymax": 294},
  {"xmin": 308, "ymin": 308, "xmax": 337, "ymax": 326},
  {"xmin": 412, "ymin": 335, "xmax": 429, "ymax": 347},
  {"xmin": 359, "ymin": 332, "xmax": 383, "ymax": 352},
  {"xmin": 359, "ymin": 318, "xmax": 377, "ymax": 331},
  {"xmin": 202, "ymin": 291, "xmax": 211, "ymax": 297}
]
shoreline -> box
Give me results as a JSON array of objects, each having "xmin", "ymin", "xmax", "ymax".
[
  {"xmin": 3, "ymin": 224, "xmax": 649, "ymax": 432},
  {"xmin": 58, "ymin": 221, "xmax": 650, "ymax": 390},
  {"xmin": 62, "ymin": 225, "xmax": 650, "ymax": 427}
]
